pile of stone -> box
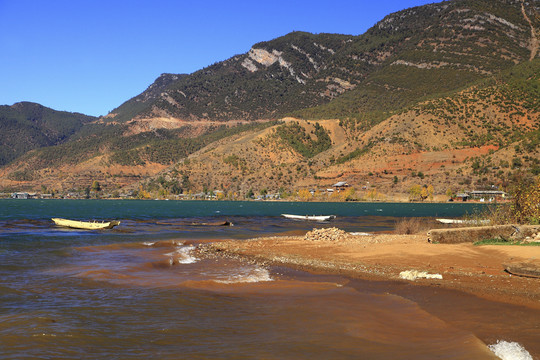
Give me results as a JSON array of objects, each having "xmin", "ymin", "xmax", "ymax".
[{"xmin": 304, "ymin": 227, "xmax": 347, "ymax": 242}]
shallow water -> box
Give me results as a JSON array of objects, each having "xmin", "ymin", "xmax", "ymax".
[
  {"xmin": 0, "ymin": 199, "xmax": 536, "ymax": 359},
  {"xmin": 1, "ymin": 239, "xmax": 498, "ymax": 359}
]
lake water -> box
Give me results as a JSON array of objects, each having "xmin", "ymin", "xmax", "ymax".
[{"xmin": 0, "ymin": 199, "xmax": 536, "ymax": 359}]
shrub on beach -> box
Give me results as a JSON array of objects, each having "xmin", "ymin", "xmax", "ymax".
[
  {"xmin": 509, "ymin": 175, "xmax": 540, "ymax": 224},
  {"xmin": 486, "ymin": 175, "xmax": 540, "ymax": 225},
  {"xmin": 394, "ymin": 217, "xmax": 425, "ymax": 234}
]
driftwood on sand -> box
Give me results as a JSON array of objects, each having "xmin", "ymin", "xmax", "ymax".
[{"xmin": 504, "ymin": 261, "xmax": 540, "ymax": 278}]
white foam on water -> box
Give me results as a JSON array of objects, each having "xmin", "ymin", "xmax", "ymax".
[
  {"xmin": 215, "ymin": 267, "xmax": 273, "ymax": 284},
  {"xmin": 164, "ymin": 245, "xmax": 199, "ymax": 264},
  {"xmin": 488, "ymin": 340, "xmax": 533, "ymax": 360},
  {"xmin": 175, "ymin": 245, "xmax": 199, "ymax": 264},
  {"xmin": 143, "ymin": 240, "xmax": 183, "ymax": 247}
]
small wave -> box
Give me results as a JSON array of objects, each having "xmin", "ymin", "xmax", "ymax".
[
  {"xmin": 215, "ymin": 267, "xmax": 273, "ymax": 284},
  {"xmin": 488, "ymin": 340, "xmax": 532, "ymax": 360},
  {"xmin": 165, "ymin": 245, "xmax": 198, "ymax": 264},
  {"xmin": 76, "ymin": 269, "xmax": 136, "ymax": 281},
  {"xmin": 32, "ymin": 333, "xmax": 58, "ymax": 338},
  {"xmin": 143, "ymin": 240, "xmax": 183, "ymax": 248}
]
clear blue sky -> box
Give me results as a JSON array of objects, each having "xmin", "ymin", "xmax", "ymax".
[{"xmin": 0, "ymin": 0, "xmax": 436, "ymax": 116}]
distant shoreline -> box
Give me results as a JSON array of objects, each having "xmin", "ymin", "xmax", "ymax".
[{"xmin": 0, "ymin": 196, "xmax": 505, "ymax": 205}]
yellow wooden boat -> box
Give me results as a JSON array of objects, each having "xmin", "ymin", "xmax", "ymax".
[{"xmin": 52, "ymin": 218, "xmax": 120, "ymax": 230}]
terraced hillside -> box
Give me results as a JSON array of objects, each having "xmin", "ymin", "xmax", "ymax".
[{"xmin": 133, "ymin": 60, "xmax": 539, "ymax": 200}]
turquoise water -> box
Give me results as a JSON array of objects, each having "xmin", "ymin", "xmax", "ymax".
[
  {"xmin": 2, "ymin": 199, "xmax": 535, "ymax": 359},
  {"xmin": 0, "ymin": 199, "xmax": 487, "ymax": 244},
  {"xmin": 0, "ymin": 198, "xmax": 487, "ymax": 220}
]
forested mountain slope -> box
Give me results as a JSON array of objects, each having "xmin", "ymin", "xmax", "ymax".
[
  {"xmin": 109, "ymin": 0, "xmax": 538, "ymax": 127},
  {"xmin": 0, "ymin": 102, "xmax": 96, "ymax": 166}
]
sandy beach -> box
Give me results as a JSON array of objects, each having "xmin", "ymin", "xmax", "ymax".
[{"xmin": 202, "ymin": 229, "xmax": 540, "ymax": 310}]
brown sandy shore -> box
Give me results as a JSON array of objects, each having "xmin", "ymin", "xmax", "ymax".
[{"xmin": 200, "ymin": 231, "xmax": 540, "ymax": 310}]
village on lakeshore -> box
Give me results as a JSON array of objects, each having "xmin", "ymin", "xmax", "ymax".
[{"xmin": 2, "ymin": 180, "xmax": 510, "ymax": 203}]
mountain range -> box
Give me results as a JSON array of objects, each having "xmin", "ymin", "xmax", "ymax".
[{"xmin": 1, "ymin": 0, "xmax": 538, "ymax": 200}]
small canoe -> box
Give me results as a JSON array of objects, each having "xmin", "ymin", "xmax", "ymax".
[
  {"xmin": 436, "ymin": 218, "xmax": 490, "ymax": 225},
  {"xmin": 52, "ymin": 218, "xmax": 120, "ymax": 230},
  {"xmin": 190, "ymin": 221, "xmax": 232, "ymax": 226},
  {"xmin": 281, "ymin": 214, "xmax": 336, "ymax": 221}
]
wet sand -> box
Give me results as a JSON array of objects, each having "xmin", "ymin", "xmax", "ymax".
[
  {"xmin": 201, "ymin": 232, "xmax": 540, "ymax": 309},
  {"xmin": 200, "ymin": 231, "xmax": 540, "ymax": 357}
]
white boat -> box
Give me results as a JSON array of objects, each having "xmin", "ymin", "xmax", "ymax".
[
  {"xmin": 436, "ymin": 218, "xmax": 490, "ymax": 225},
  {"xmin": 281, "ymin": 214, "xmax": 336, "ymax": 221},
  {"xmin": 52, "ymin": 218, "xmax": 120, "ymax": 230}
]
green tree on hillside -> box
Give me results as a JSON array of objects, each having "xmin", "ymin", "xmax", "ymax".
[{"xmin": 91, "ymin": 180, "xmax": 101, "ymax": 192}]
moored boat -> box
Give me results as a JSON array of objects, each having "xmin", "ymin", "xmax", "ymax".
[
  {"xmin": 52, "ymin": 218, "xmax": 120, "ymax": 230},
  {"xmin": 189, "ymin": 220, "xmax": 232, "ymax": 226},
  {"xmin": 281, "ymin": 214, "xmax": 336, "ymax": 221},
  {"xmin": 436, "ymin": 218, "xmax": 490, "ymax": 225}
]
